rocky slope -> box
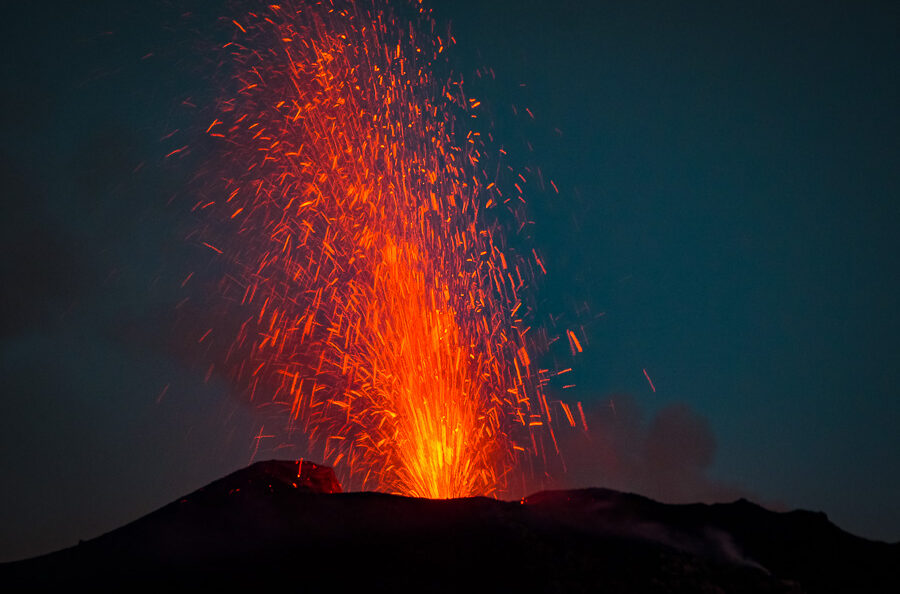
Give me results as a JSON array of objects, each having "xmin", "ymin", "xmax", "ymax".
[{"xmin": 2, "ymin": 460, "xmax": 896, "ymax": 592}]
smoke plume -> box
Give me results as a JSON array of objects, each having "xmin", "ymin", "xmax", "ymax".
[{"xmin": 560, "ymin": 394, "xmax": 747, "ymax": 504}]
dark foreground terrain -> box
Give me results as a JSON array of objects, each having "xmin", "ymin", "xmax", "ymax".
[{"xmin": 3, "ymin": 460, "xmax": 897, "ymax": 592}]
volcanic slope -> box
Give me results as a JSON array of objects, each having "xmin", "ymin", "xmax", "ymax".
[{"xmin": 3, "ymin": 460, "xmax": 897, "ymax": 593}]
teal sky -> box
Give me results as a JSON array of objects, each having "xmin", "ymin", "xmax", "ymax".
[{"xmin": 433, "ymin": 0, "xmax": 899, "ymax": 540}]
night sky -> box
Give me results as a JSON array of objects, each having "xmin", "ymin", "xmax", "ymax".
[{"xmin": 1, "ymin": 0, "xmax": 897, "ymax": 561}]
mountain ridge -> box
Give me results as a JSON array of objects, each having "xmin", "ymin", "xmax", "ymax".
[{"xmin": 3, "ymin": 460, "xmax": 896, "ymax": 592}]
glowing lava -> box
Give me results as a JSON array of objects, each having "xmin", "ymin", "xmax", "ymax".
[{"xmin": 196, "ymin": 0, "xmax": 573, "ymax": 498}]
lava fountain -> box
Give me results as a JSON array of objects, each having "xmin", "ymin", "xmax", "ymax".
[{"xmin": 195, "ymin": 0, "xmax": 574, "ymax": 498}]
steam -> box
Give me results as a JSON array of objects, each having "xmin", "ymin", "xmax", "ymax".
[{"xmin": 560, "ymin": 394, "xmax": 747, "ymax": 504}]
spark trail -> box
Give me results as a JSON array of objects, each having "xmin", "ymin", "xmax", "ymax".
[{"xmin": 196, "ymin": 0, "xmax": 569, "ymax": 498}]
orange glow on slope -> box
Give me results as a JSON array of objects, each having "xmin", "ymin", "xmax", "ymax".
[{"xmin": 197, "ymin": 0, "xmax": 569, "ymax": 498}]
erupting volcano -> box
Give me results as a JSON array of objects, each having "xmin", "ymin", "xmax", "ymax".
[{"xmin": 195, "ymin": 0, "xmax": 576, "ymax": 498}]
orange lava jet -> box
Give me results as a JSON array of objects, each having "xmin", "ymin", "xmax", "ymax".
[{"xmin": 197, "ymin": 0, "xmax": 571, "ymax": 498}]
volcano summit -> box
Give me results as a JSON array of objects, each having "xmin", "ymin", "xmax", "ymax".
[{"xmin": 2, "ymin": 460, "xmax": 897, "ymax": 592}]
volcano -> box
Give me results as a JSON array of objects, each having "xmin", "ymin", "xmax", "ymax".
[{"xmin": 2, "ymin": 460, "xmax": 896, "ymax": 592}]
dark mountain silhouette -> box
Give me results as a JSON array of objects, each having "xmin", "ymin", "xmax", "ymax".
[{"xmin": 2, "ymin": 460, "xmax": 897, "ymax": 592}]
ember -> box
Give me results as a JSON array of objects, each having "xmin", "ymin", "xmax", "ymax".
[{"xmin": 196, "ymin": 0, "xmax": 575, "ymax": 498}]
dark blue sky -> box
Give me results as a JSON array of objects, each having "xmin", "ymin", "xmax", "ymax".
[
  {"xmin": 1, "ymin": 0, "xmax": 897, "ymax": 561},
  {"xmin": 436, "ymin": 0, "xmax": 899, "ymax": 541}
]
